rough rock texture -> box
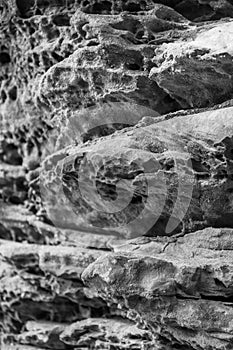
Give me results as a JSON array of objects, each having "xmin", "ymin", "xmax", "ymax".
[
  {"xmin": 2, "ymin": 0, "xmax": 233, "ymax": 349},
  {"xmin": 41, "ymin": 105, "xmax": 233, "ymax": 238},
  {"xmin": 83, "ymin": 228, "xmax": 233, "ymax": 349}
]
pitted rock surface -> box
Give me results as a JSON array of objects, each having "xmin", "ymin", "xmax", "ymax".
[
  {"xmin": 41, "ymin": 105, "xmax": 233, "ymax": 238},
  {"xmin": 1, "ymin": 1, "xmax": 233, "ymax": 349}
]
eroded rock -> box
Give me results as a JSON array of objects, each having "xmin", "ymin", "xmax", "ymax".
[
  {"xmin": 41, "ymin": 105, "xmax": 233, "ymax": 238},
  {"xmin": 82, "ymin": 227, "xmax": 233, "ymax": 349},
  {"xmin": 1, "ymin": 1, "xmax": 233, "ymax": 349}
]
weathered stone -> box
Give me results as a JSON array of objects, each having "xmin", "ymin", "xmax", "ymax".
[
  {"xmin": 150, "ymin": 21, "xmax": 233, "ymax": 108},
  {"xmin": 0, "ymin": 202, "xmax": 116, "ymax": 247},
  {"xmin": 2, "ymin": 318, "xmax": 155, "ymax": 350},
  {"xmin": 0, "ymin": 241, "xmax": 109, "ymax": 334},
  {"xmin": 82, "ymin": 227, "xmax": 233, "ymax": 349},
  {"xmin": 60, "ymin": 317, "xmax": 154, "ymax": 349},
  {"xmin": 2, "ymin": 0, "xmax": 233, "ymax": 349},
  {"xmin": 2, "ymin": 322, "xmax": 67, "ymax": 350},
  {"xmin": 41, "ymin": 104, "xmax": 233, "ymax": 238},
  {"xmin": 1, "ymin": 346, "xmax": 47, "ymax": 350}
]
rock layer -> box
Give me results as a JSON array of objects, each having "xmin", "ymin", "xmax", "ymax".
[
  {"xmin": 41, "ymin": 105, "xmax": 233, "ymax": 238},
  {"xmin": 83, "ymin": 227, "xmax": 233, "ymax": 349}
]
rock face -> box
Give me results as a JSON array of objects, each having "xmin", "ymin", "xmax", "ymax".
[
  {"xmin": 83, "ymin": 228, "xmax": 233, "ymax": 349},
  {"xmin": 2, "ymin": 0, "xmax": 233, "ymax": 349},
  {"xmin": 41, "ymin": 105, "xmax": 233, "ymax": 238}
]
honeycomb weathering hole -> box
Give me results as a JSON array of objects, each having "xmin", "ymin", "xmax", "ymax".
[{"xmin": 0, "ymin": 52, "xmax": 10, "ymax": 64}]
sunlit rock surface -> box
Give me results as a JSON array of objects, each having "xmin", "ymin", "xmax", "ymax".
[{"xmin": 1, "ymin": 0, "xmax": 233, "ymax": 349}]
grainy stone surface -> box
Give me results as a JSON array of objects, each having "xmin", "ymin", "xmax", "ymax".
[
  {"xmin": 41, "ymin": 105, "xmax": 233, "ymax": 238},
  {"xmin": 1, "ymin": 0, "xmax": 233, "ymax": 349},
  {"xmin": 83, "ymin": 227, "xmax": 233, "ymax": 349}
]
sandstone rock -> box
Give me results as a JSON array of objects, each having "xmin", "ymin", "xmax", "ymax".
[
  {"xmin": 60, "ymin": 317, "xmax": 154, "ymax": 349},
  {"xmin": 3, "ymin": 322, "xmax": 67, "ymax": 349},
  {"xmin": 150, "ymin": 20, "xmax": 233, "ymax": 108},
  {"xmin": 3, "ymin": 1, "xmax": 233, "ymax": 166},
  {"xmin": 82, "ymin": 227, "xmax": 233, "ymax": 349},
  {"xmin": 2, "ymin": 0, "xmax": 233, "ymax": 349},
  {"xmin": 2, "ymin": 318, "xmax": 155, "ymax": 350},
  {"xmin": 0, "ymin": 240, "xmax": 109, "ymax": 334},
  {"xmin": 0, "ymin": 203, "xmax": 61, "ymax": 243},
  {"xmin": 80, "ymin": 0, "xmax": 233, "ymax": 21},
  {"xmin": 0, "ymin": 239, "xmax": 106, "ymax": 278},
  {"xmin": 0, "ymin": 201, "xmax": 116, "ymax": 247},
  {"xmin": 1, "ymin": 346, "xmax": 47, "ymax": 350},
  {"xmin": 41, "ymin": 104, "xmax": 233, "ymax": 238}
]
